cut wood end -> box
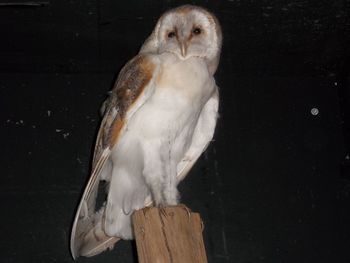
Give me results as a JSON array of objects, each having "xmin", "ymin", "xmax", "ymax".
[{"xmin": 132, "ymin": 204, "xmax": 208, "ymax": 263}]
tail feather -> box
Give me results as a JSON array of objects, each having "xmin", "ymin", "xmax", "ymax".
[
  {"xmin": 79, "ymin": 206, "xmax": 120, "ymax": 257},
  {"xmin": 80, "ymin": 223, "xmax": 119, "ymax": 257}
]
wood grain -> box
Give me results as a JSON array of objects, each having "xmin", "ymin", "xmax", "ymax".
[{"xmin": 132, "ymin": 205, "xmax": 207, "ymax": 263}]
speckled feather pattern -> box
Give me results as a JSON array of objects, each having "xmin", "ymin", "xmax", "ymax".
[{"xmin": 93, "ymin": 55, "xmax": 155, "ymax": 168}]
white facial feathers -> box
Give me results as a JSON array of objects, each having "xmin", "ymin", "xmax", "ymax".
[{"xmin": 140, "ymin": 5, "xmax": 222, "ymax": 75}]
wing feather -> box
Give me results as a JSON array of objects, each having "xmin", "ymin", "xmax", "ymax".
[
  {"xmin": 176, "ymin": 86, "xmax": 219, "ymax": 181},
  {"xmin": 70, "ymin": 54, "xmax": 158, "ymax": 259}
]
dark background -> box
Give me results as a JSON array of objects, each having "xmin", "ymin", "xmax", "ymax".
[{"xmin": 1, "ymin": 0, "xmax": 350, "ymax": 262}]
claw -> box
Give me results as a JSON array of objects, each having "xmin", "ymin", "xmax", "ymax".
[
  {"xmin": 178, "ymin": 204, "xmax": 191, "ymax": 220},
  {"xmin": 142, "ymin": 207, "xmax": 152, "ymax": 219}
]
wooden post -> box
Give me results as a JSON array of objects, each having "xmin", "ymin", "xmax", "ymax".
[{"xmin": 132, "ymin": 205, "xmax": 208, "ymax": 263}]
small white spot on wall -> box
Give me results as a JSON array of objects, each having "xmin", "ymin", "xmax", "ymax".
[{"xmin": 311, "ymin": 108, "xmax": 319, "ymax": 116}]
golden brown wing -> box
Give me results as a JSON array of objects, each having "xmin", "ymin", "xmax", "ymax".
[{"xmin": 70, "ymin": 54, "xmax": 158, "ymax": 259}]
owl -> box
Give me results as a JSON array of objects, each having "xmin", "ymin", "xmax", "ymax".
[{"xmin": 70, "ymin": 5, "xmax": 222, "ymax": 258}]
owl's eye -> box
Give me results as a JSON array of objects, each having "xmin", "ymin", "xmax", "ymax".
[
  {"xmin": 168, "ymin": 31, "xmax": 176, "ymax": 38},
  {"xmin": 192, "ymin": 27, "xmax": 201, "ymax": 35}
]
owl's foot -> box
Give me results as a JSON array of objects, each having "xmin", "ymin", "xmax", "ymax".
[{"xmin": 150, "ymin": 186, "xmax": 179, "ymax": 207}]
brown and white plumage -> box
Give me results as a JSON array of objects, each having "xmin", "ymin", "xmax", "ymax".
[{"xmin": 70, "ymin": 5, "xmax": 222, "ymax": 259}]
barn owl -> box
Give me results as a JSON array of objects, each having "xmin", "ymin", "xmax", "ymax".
[{"xmin": 70, "ymin": 5, "xmax": 222, "ymax": 258}]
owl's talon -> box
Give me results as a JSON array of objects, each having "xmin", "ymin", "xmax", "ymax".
[
  {"xmin": 142, "ymin": 206, "xmax": 152, "ymax": 218},
  {"xmin": 178, "ymin": 204, "xmax": 192, "ymax": 220}
]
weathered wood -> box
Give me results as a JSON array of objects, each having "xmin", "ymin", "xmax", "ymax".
[{"xmin": 132, "ymin": 205, "xmax": 207, "ymax": 263}]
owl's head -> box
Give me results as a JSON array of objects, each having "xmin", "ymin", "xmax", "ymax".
[{"xmin": 140, "ymin": 5, "xmax": 222, "ymax": 74}]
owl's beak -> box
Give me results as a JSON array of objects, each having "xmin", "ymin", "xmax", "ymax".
[{"xmin": 180, "ymin": 41, "xmax": 187, "ymax": 57}]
